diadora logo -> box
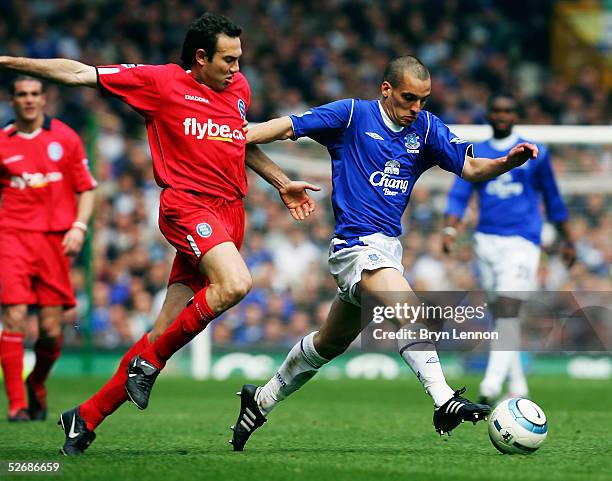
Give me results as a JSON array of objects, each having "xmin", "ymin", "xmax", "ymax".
[
  {"xmin": 405, "ymin": 132, "xmax": 420, "ymax": 153},
  {"xmin": 485, "ymin": 172, "xmax": 523, "ymax": 199},
  {"xmin": 183, "ymin": 118, "xmax": 245, "ymax": 142},
  {"xmin": 365, "ymin": 131, "xmax": 384, "ymax": 141},
  {"xmin": 184, "ymin": 94, "xmax": 210, "ymax": 104},
  {"xmin": 369, "ymin": 160, "xmax": 410, "ymax": 197},
  {"xmin": 10, "ymin": 171, "xmax": 63, "ymax": 190},
  {"xmin": 450, "ymin": 137, "xmax": 468, "ymax": 144}
]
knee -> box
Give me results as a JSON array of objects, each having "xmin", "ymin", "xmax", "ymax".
[
  {"xmin": 2, "ymin": 305, "xmax": 28, "ymax": 332},
  {"xmin": 217, "ymin": 273, "xmax": 252, "ymax": 310}
]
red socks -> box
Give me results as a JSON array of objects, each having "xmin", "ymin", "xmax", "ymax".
[
  {"xmin": 79, "ymin": 333, "xmax": 150, "ymax": 431},
  {"xmin": 25, "ymin": 335, "xmax": 63, "ymax": 407},
  {"xmin": 78, "ymin": 288, "xmax": 215, "ymax": 431},
  {"xmin": 0, "ymin": 331, "xmax": 26, "ymax": 415},
  {"xmin": 140, "ymin": 288, "xmax": 215, "ymax": 369}
]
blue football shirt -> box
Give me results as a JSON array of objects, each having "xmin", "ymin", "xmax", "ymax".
[
  {"xmin": 290, "ymin": 99, "xmax": 472, "ymax": 238},
  {"xmin": 445, "ymin": 133, "xmax": 568, "ymax": 245}
]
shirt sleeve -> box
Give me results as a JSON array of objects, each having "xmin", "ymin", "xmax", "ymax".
[
  {"xmin": 68, "ymin": 135, "xmax": 97, "ymax": 193},
  {"xmin": 289, "ymin": 99, "xmax": 354, "ymax": 145},
  {"xmin": 425, "ymin": 113, "xmax": 473, "ymax": 177},
  {"xmin": 535, "ymin": 147, "xmax": 568, "ymax": 223},
  {"xmin": 445, "ymin": 176, "xmax": 474, "ymax": 219},
  {"xmin": 96, "ymin": 64, "xmax": 171, "ymax": 118}
]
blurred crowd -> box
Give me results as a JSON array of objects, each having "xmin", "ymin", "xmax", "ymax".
[{"xmin": 0, "ymin": 0, "xmax": 609, "ymax": 349}]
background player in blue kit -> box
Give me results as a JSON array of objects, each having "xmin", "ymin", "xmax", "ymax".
[
  {"xmin": 442, "ymin": 92, "xmax": 575, "ymax": 404},
  {"xmin": 230, "ymin": 56, "xmax": 541, "ymax": 450}
]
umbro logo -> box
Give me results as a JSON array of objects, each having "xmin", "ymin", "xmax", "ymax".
[
  {"xmin": 365, "ymin": 131, "xmax": 384, "ymax": 140},
  {"xmin": 185, "ymin": 94, "xmax": 210, "ymax": 104}
]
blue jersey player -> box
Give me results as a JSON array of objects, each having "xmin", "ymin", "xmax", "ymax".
[
  {"xmin": 443, "ymin": 92, "xmax": 575, "ymax": 404},
  {"xmin": 230, "ymin": 57, "xmax": 540, "ymax": 450}
]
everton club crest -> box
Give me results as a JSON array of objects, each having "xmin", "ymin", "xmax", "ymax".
[{"xmin": 405, "ymin": 133, "xmax": 420, "ymax": 153}]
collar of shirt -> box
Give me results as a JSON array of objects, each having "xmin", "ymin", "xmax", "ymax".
[
  {"xmin": 488, "ymin": 131, "xmax": 521, "ymax": 152},
  {"xmin": 5, "ymin": 116, "xmax": 52, "ymax": 137},
  {"xmin": 377, "ymin": 100, "xmax": 403, "ymax": 133}
]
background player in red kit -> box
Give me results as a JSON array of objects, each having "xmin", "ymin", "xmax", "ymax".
[
  {"xmin": 0, "ymin": 77, "xmax": 96, "ymax": 422},
  {"xmin": 0, "ymin": 13, "xmax": 317, "ymax": 454}
]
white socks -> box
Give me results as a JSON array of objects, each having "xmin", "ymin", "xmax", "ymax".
[
  {"xmin": 398, "ymin": 338, "xmax": 455, "ymax": 408},
  {"xmin": 255, "ymin": 331, "xmax": 328, "ymax": 416},
  {"xmin": 480, "ymin": 317, "xmax": 526, "ymax": 399}
]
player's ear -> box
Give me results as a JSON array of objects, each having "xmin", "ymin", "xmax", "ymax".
[
  {"xmin": 381, "ymin": 81, "xmax": 392, "ymax": 99},
  {"xmin": 195, "ymin": 49, "xmax": 208, "ymax": 66}
]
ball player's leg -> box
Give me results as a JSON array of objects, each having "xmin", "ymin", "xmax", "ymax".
[
  {"xmin": 125, "ymin": 241, "xmax": 251, "ymax": 409},
  {"xmin": 361, "ymin": 268, "xmax": 490, "ymax": 435},
  {"xmin": 359, "ymin": 268, "xmax": 457, "ymax": 408},
  {"xmin": 479, "ymin": 296, "xmax": 523, "ymax": 402},
  {"xmin": 26, "ymin": 306, "xmax": 64, "ymax": 420},
  {"xmin": 77, "ymin": 282, "xmax": 193, "ymax": 429},
  {"xmin": 230, "ymin": 294, "xmax": 362, "ymax": 451},
  {"xmin": 59, "ymin": 281, "xmax": 193, "ymax": 455},
  {"xmin": 0, "ymin": 304, "xmax": 29, "ymax": 421}
]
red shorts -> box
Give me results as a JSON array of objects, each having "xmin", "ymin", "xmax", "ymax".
[
  {"xmin": 158, "ymin": 189, "xmax": 245, "ymax": 293},
  {"xmin": 0, "ymin": 229, "xmax": 75, "ymax": 307}
]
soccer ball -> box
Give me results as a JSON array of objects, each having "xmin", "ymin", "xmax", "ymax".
[{"xmin": 488, "ymin": 398, "xmax": 548, "ymax": 454}]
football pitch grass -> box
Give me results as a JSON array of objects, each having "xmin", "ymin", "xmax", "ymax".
[{"xmin": 1, "ymin": 375, "xmax": 610, "ymax": 481}]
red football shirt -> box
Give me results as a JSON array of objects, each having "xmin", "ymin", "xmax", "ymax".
[
  {"xmin": 0, "ymin": 117, "xmax": 97, "ymax": 232},
  {"xmin": 96, "ymin": 64, "xmax": 250, "ymax": 200}
]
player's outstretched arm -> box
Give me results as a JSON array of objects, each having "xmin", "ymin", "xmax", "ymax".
[
  {"xmin": 247, "ymin": 117, "xmax": 294, "ymax": 144},
  {"xmin": 0, "ymin": 56, "xmax": 97, "ymax": 87},
  {"xmin": 245, "ymin": 144, "xmax": 320, "ymax": 220},
  {"xmin": 462, "ymin": 142, "xmax": 539, "ymax": 182}
]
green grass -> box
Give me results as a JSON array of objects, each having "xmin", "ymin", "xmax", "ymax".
[{"xmin": 0, "ymin": 376, "xmax": 610, "ymax": 481}]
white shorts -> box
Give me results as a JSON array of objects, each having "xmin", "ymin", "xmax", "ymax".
[
  {"xmin": 328, "ymin": 232, "xmax": 404, "ymax": 307},
  {"xmin": 474, "ymin": 232, "xmax": 541, "ymax": 300}
]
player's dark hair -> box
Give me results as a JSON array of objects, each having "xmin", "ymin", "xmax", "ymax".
[
  {"xmin": 383, "ymin": 56, "xmax": 430, "ymax": 86},
  {"xmin": 180, "ymin": 13, "xmax": 242, "ymax": 68},
  {"xmin": 9, "ymin": 76, "xmax": 46, "ymax": 96}
]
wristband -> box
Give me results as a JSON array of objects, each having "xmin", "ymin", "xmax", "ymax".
[
  {"xmin": 72, "ymin": 221, "xmax": 88, "ymax": 233},
  {"xmin": 442, "ymin": 226, "xmax": 457, "ymax": 237}
]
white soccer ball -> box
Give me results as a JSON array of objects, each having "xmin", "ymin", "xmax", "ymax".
[{"xmin": 488, "ymin": 398, "xmax": 548, "ymax": 454}]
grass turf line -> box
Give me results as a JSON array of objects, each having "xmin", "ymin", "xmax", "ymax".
[{"xmin": 0, "ymin": 376, "xmax": 610, "ymax": 481}]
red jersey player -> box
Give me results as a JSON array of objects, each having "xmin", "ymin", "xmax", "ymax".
[
  {"xmin": 0, "ymin": 77, "xmax": 97, "ymax": 421},
  {"xmin": 0, "ymin": 13, "xmax": 318, "ymax": 454}
]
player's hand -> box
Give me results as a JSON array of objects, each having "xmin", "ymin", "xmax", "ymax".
[
  {"xmin": 506, "ymin": 142, "xmax": 539, "ymax": 168},
  {"xmin": 62, "ymin": 227, "xmax": 85, "ymax": 256},
  {"xmin": 279, "ymin": 181, "xmax": 321, "ymax": 220},
  {"xmin": 442, "ymin": 232, "xmax": 456, "ymax": 255},
  {"xmin": 242, "ymin": 118, "xmax": 249, "ymax": 134},
  {"xmin": 559, "ymin": 240, "xmax": 577, "ymax": 268}
]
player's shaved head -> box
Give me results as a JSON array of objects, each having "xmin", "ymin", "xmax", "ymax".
[
  {"xmin": 181, "ymin": 12, "xmax": 242, "ymax": 68},
  {"xmin": 488, "ymin": 91, "xmax": 517, "ymax": 111},
  {"xmin": 383, "ymin": 56, "xmax": 430, "ymax": 87},
  {"xmin": 10, "ymin": 76, "xmax": 46, "ymax": 97}
]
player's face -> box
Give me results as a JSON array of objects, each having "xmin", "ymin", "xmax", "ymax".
[
  {"xmin": 198, "ymin": 34, "xmax": 242, "ymax": 91},
  {"xmin": 381, "ymin": 72, "xmax": 431, "ymax": 126},
  {"xmin": 488, "ymin": 97, "xmax": 518, "ymax": 137},
  {"xmin": 11, "ymin": 80, "xmax": 46, "ymax": 123}
]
